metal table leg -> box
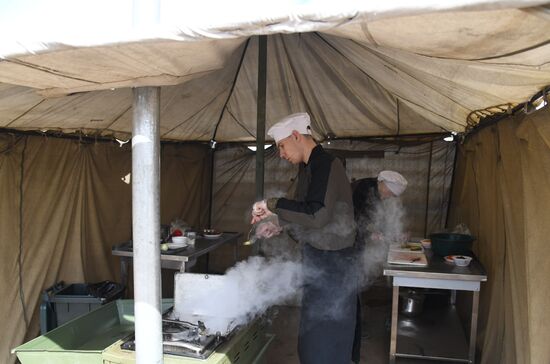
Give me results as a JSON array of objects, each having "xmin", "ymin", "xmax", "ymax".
[
  {"xmin": 469, "ymin": 290, "xmax": 480, "ymax": 364},
  {"xmin": 451, "ymin": 289, "xmax": 457, "ymax": 305},
  {"xmin": 389, "ymin": 284, "xmax": 399, "ymax": 364},
  {"xmin": 120, "ymin": 257, "xmax": 129, "ymax": 296}
]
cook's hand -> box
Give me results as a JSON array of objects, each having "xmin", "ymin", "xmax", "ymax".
[
  {"xmin": 399, "ymin": 232, "xmax": 411, "ymax": 242},
  {"xmin": 250, "ymin": 200, "xmax": 273, "ymax": 224},
  {"xmin": 255, "ymin": 221, "xmax": 282, "ymax": 239},
  {"xmin": 371, "ymin": 232, "xmax": 384, "ymax": 241}
]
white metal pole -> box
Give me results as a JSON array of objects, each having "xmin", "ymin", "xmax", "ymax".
[{"xmin": 132, "ymin": 86, "xmax": 163, "ymax": 364}]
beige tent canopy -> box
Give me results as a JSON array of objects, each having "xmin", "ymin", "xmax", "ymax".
[
  {"xmin": 1, "ymin": 1, "xmax": 549, "ymax": 141},
  {"xmin": 1, "ymin": 1, "xmax": 550, "ymax": 364}
]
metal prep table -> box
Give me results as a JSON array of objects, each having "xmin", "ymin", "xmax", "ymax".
[
  {"xmin": 383, "ymin": 251, "xmax": 487, "ymax": 364},
  {"xmin": 112, "ymin": 232, "xmax": 242, "ymax": 286}
]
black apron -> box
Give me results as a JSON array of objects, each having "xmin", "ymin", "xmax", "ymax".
[{"xmin": 298, "ymin": 243, "xmax": 359, "ymax": 364}]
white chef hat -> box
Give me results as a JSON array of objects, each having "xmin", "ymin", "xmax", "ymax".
[
  {"xmin": 267, "ymin": 112, "xmax": 312, "ymax": 143},
  {"xmin": 378, "ymin": 170, "xmax": 408, "ymax": 196}
]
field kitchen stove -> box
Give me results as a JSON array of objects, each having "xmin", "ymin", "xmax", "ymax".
[
  {"xmin": 119, "ymin": 307, "xmax": 236, "ymax": 360},
  {"xmin": 102, "ymin": 307, "xmax": 272, "ymax": 364},
  {"xmin": 102, "ymin": 272, "xmax": 274, "ymax": 363},
  {"xmin": 14, "ymin": 273, "xmax": 273, "ymax": 364}
]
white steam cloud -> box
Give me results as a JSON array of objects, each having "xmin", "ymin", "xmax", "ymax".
[
  {"xmin": 357, "ymin": 197, "xmax": 406, "ymax": 287},
  {"xmin": 173, "ymin": 197, "xmax": 406, "ymax": 334},
  {"xmin": 173, "ymin": 256, "xmax": 303, "ymax": 334}
]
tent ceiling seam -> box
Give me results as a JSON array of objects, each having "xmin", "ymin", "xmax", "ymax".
[
  {"xmin": 359, "ymin": 22, "xmax": 378, "ymax": 46},
  {"xmin": 39, "ymin": 70, "xmax": 216, "ymax": 98},
  {"xmin": 395, "ymin": 97, "xmax": 462, "ymax": 130},
  {"xmin": 211, "ymin": 38, "xmax": 252, "ymax": 141},
  {"xmin": 309, "ymin": 32, "xmax": 394, "ymax": 132},
  {"xmin": 402, "ymin": 37, "xmax": 550, "ymax": 64},
  {"xmin": 225, "ymin": 108, "xmax": 256, "ymax": 138},
  {"xmin": 280, "ymin": 34, "xmax": 334, "ymax": 136},
  {"xmin": 100, "ymin": 105, "xmax": 132, "ymax": 136},
  {"xmin": 5, "ymin": 99, "xmax": 46, "ymax": 128},
  {"xmin": 468, "ymin": 38, "xmax": 550, "ymax": 62},
  {"xmin": 160, "ymin": 87, "xmax": 229, "ymax": 138},
  {"xmin": 275, "ymin": 35, "xmax": 296, "ymax": 111},
  {"xmin": 315, "ymin": 33, "xmax": 391, "ymax": 92},
  {"xmin": 5, "ymin": 58, "xmax": 98, "ymax": 85},
  {"xmin": 315, "ymin": 32, "xmax": 403, "ymax": 131},
  {"xmin": 349, "ymin": 39, "xmax": 472, "ymax": 115}
]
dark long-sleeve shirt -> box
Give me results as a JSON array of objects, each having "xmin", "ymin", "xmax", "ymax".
[
  {"xmin": 352, "ymin": 177, "xmax": 379, "ymax": 223},
  {"xmin": 272, "ymin": 145, "xmax": 356, "ymax": 251}
]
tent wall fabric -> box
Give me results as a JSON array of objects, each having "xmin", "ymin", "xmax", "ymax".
[
  {"xmin": 448, "ymin": 106, "xmax": 550, "ymax": 364},
  {"xmin": 0, "ymin": 134, "xmax": 211, "ymax": 364},
  {"xmin": 0, "ymin": 5, "xmax": 549, "ymax": 142}
]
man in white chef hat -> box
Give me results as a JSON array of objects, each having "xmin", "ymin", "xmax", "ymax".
[
  {"xmin": 251, "ymin": 112, "xmax": 360, "ymax": 364},
  {"xmin": 352, "ymin": 170, "xmax": 408, "ymax": 224},
  {"xmin": 250, "ymin": 112, "xmax": 316, "ymax": 225},
  {"xmin": 349, "ymin": 171, "xmax": 408, "ymax": 360}
]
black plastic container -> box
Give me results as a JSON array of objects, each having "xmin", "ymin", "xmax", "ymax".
[
  {"xmin": 429, "ymin": 233, "xmax": 474, "ymax": 256},
  {"xmin": 40, "ymin": 281, "xmax": 125, "ymax": 334}
]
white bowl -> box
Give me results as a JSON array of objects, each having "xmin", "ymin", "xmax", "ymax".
[
  {"xmin": 420, "ymin": 239, "xmax": 431, "ymax": 249},
  {"xmin": 453, "ymin": 255, "xmax": 472, "ymax": 267},
  {"xmin": 170, "ymin": 236, "xmax": 188, "ymax": 247},
  {"xmin": 172, "ymin": 236, "xmax": 187, "ymax": 244}
]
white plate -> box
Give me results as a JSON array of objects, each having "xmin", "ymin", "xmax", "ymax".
[
  {"xmin": 203, "ymin": 233, "xmax": 222, "ymax": 239},
  {"xmin": 167, "ymin": 242, "xmax": 188, "ymax": 249}
]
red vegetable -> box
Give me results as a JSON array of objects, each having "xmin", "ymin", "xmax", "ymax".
[{"xmin": 172, "ymin": 229, "xmax": 183, "ymax": 236}]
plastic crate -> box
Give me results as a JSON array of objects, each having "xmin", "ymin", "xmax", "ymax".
[
  {"xmin": 14, "ymin": 299, "xmax": 174, "ymax": 364},
  {"xmin": 40, "ymin": 281, "xmax": 125, "ymax": 334}
]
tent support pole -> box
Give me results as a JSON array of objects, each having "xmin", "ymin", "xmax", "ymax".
[
  {"xmin": 132, "ymin": 86, "xmax": 163, "ymax": 364},
  {"xmin": 424, "ymin": 141, "xmax": 433, "ymax": 237},
  {"xmin": 445, "ymin": 142, "xmax": 459, "ymax": 228},
  {"xmin": 208, "ymin": 148, "xmax": 215, "ymax": 228},
  {"xmin": 253, "ymin": 35, "xmax": 267, "ymax": 255},
  {"xmin": 256, "ymin": 35, "xmax": 267, "ymax": 202}
]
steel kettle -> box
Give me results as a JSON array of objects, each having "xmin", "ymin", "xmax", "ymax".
[{"xmin": 399, "ymin": 289, "xmax": 425, "ymax": 317}]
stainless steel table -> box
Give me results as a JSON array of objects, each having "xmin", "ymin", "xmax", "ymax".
[
  {"xmin": 383, "ymin": 251, "xmax": 487, "ymax": 364},
  {"xmin": 112, "ymin": 232, "xmax": 242, "ymax": 286}
]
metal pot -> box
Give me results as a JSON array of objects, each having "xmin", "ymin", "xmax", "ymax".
[
  {"xmin": 399, "ymin": 289, "xmax": 425, "ymax": 317},
  {"xmin": 429, "ymin": 233, "xmax": 474, "ymax": 256}
]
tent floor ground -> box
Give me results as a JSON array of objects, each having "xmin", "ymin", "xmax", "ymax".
[{"xmin": 266, "ymin": 285, "xmax": 478, "ymax": 364}]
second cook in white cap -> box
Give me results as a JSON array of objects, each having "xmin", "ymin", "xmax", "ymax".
[{"xmin": 377, "ymin": 170, "xmax": 408, "ymax": 197}]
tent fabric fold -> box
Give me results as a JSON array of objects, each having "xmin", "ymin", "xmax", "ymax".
[{"xmin": 449, "ymin": 106, "xmax": 550, "ymax": 364}]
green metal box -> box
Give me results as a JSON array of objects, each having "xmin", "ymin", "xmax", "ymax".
[{"xmin": 13, "ymin": 299, "xmax": 173, "ymax": 364}]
